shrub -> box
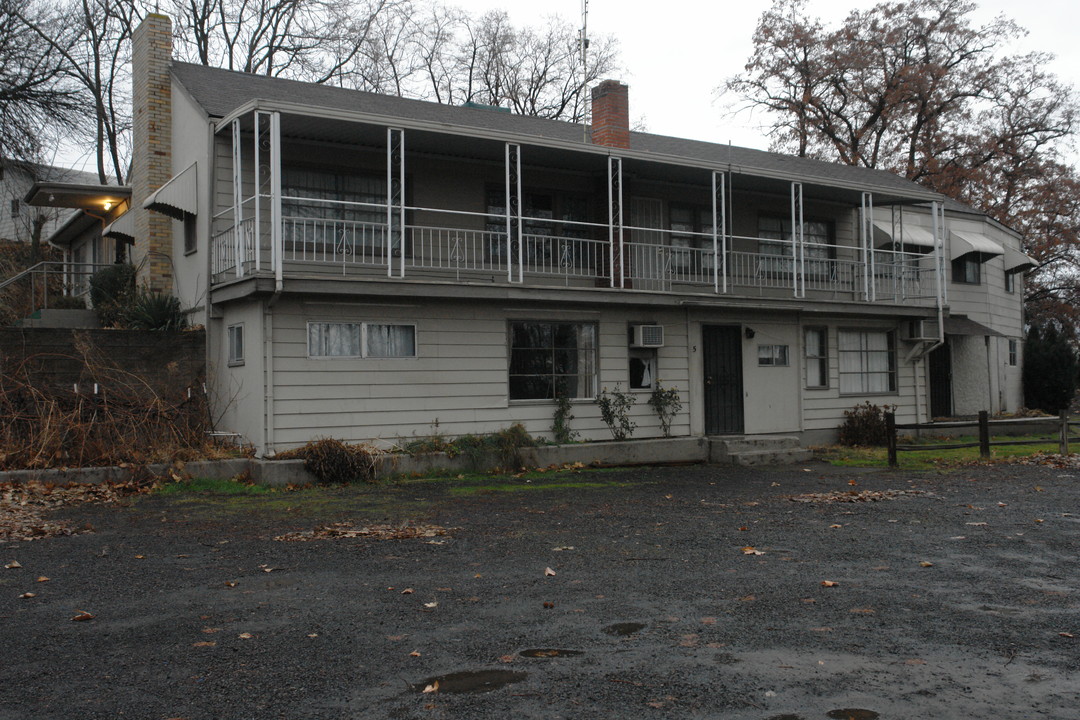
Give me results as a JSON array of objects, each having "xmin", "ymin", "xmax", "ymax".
[
  {"xmin": 837, "ymin": 402, "xmax": 895, "ymax": 446},
  {"xmin": 285, "ymin": 438, "xmax": 378, "ymax": 484},
  {"xmin": 648, "ymin": 383, "xmax": 682, "ymax": 438},
  {"xmin": 124, "ymin": 289, "xmax": 188, "ymax": 330},
  {"xmin": 1023, "ymin": 324, "xmax": 1078, "ymax": 413},
  {"xmin": 595, "ymin": 384, "xmax": 636, "ymax": 441},
  {"xmin": 89, "ymin": 263, "xmax": 136, "ymax": 327},
  {"xmin": 551, "ymin": 394, "xmax": 579, "ymax": 444}
]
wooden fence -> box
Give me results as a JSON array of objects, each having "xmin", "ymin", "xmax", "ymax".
[{"xmin": 885, "ymin": 410, "xmax": 1079, "ymax": 467}]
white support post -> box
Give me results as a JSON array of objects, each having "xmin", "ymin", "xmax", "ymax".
[
  {"xmin": 791, "ymin": 182, "xmax": 804, "ymax": 297},
  {"xmin": 932, "ymin": 199, "xmax": 946, "ymax": 307},
  {"xmin": 253, "ymin": 111, "xmax": 263, "ymax": 273},
  {"xmin": 712, "ymin": 171, "xmax": 726, "ymax": 294},
  {"xmin": 231, "ymin": 119, "xmax": 243, "ymax": 278},
  {"xmin": 860, "ymin": 192, "xmax": 875, "ymax": 301},
  {"xmin": 504, "ymin": 143, "xmax": 522, "ymax": 283},
  {"xmin": 386, "ymin": 128, "xmax": 405, "ymax": 278},
  {"xmin": 608, "ymin": 156, "xmax": 624, "ymax": 288},
  {"xmin": 865, "ymin": 192, "xmax": 875, "ymax": 301},
  {"xmin": 270, "ymin": 112, "xmax": 282, "ymax": 287}
]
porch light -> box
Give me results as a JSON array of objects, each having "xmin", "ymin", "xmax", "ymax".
[
  {"xmin": 745, "ymin": 327, "xmax": 756, "ymax": 339},
  {"xmin": 103, "ymin": 201, "xmax": 112, "ymax": 211}
]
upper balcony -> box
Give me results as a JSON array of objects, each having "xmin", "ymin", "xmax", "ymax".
[{"xmin": 206, "ymin": 107, "xmax": 945, "ymax": 310}]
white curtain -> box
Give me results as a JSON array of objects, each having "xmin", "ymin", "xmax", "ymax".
[
  {"xmin": 308, "ymin": 322, "xmax": 361, "ymax": 357},
  {"xmin": 839, "ymin": 330, "xmax": 892, "ymax": 394},
  {"xmin": 367, "ymin": 324, "xmax": 415, "ymax": 358}
]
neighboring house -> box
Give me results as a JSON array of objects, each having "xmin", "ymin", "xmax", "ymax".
[
  {"xmin": 0, "ymin": 159, "xmax": 101, "ymax": 247},
  {"xmin": 106, "ymin": 15, "xmax": 1034, "ymax": 454}
]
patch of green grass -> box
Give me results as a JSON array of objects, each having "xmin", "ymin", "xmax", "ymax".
[
  {"xmin": 155, "ymin": 477, "xmax": 276, "ymax": 495},
  {"xmin": 817, "ymin": 436, "xmax": 1061, "ymax": 470}
]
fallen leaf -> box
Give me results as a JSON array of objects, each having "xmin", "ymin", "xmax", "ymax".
[
  {"xmin": 1035, "ymin": 519, "xmax": 1044, "ymax": 523},
  {"xmin": 238, "ymin": 632, "xmax": 253, "ymax": 639},
  {"xmin": 224, "ymin": 581, "xmax": 238, "ymax": 588},
  {"xmin": 71, "ymin": 610, "xmax": 94, "ymax": 622},
  {"xmin": 202, "ymin": 627, "xmax": 221, "ymax": 634},
  {"xmin": 737, "ymin": 526, "xmax": 749, "ymax": 531},
  {"xmin": 801, "ymin": 598, "xmax": 816, "ymax": 604},
  {"xmin": 739, "ymin": 594, "xmax": 756, "ymax": 602},
  {"xmin": 307, "ymin": 633, "xmax": 318, "ymax": 638},
  {"xmin": 5, "ymin": 561, "xmax": 22, "ymax": 569},
  {"xmin": 821, "ymin": 580, "xmax": 839, "ymax": 587},
  {"xmin": 423, "ymin": 601, "xmax": 438, "ymax": 608},
  {"xmin": 848, "ymin": 480, "xmax": 858, "ymax": 486},
  {"xmin": 36, "ymin": 576, "xmax": 49, "ymax": 582},
  {"xmin": 474, "ymin": 573, "xmax": 482, "ymax": 578},
  {"xmin": 192, "ymin": 641, "xmax": 216, "ymax": 647},
  {"xmin": 966, "ymin": 522, "xmax": 988, "ymax": 526},
  {"xmin": 498, "ymin": 654, "xmax": 515, "ymax": 663},
  {"xmin": 1035, "ymin": 486, "xmax": 1044, "ymax": 492},
  {"xmin": 849, "ymin": 607, "xmax": 875, "ymax": 614},
  {"xmin": 552, "ymin": 546, "xmax": 575, "ymax": 551},
  {"xmin": 664, "ymin": 494, "xmax": 673, "ymax": 499},
  {"xmin": 544, "ymin": 567, "xmax": 556, "ymax": 577},
  {"xmin": 20, "ymin": 592, "xmax": 36, "ymax": 599},
  {"xmin": 741, "ymin": 546, "xmax": 765, "ymax": 555},
  {"xmin": 905, "ymin": 658, "xmax": 927, "ymax": 665},
  {"xmin": 134, "ymin": 555, "xmax": 146, "ymax": 559},
  {"xmin": 647, "ymin": 701, "xmax": 665, "ymax": 708},
  {"xmin": 829, "ymin": 524, "xmax": 843, "ymax": 529},
  {"xmin": 701, "ymin": 617, "xmax": 717, "ymax": 625},
  {"xmin": 1060, "ymin": 632, "xmax": 1076, "ymax": 639},
  {"xmin": 810, "ymin": 627, "xmax": 833, "ymax": 632},
  {"xmin": 409, "ymin": 650, "xmax": 421, "ymax": 657},
  {"xmin": 543, "ymin": 601, "xmax": 554, "ymax": 609},
  {"xmin": 401, "ymin": 588, "xmax": 414, "ymax": 594},
  {"xmin": 919, "ymin": 561, "xmax": 934, "ymax": 568},
  {"xmin": 422, "ymin": 680, "xmax": 440, "ymax": 694},
  {"xmin": 436, "ymin": 587, "xmax": 452, "ymax": 592}
]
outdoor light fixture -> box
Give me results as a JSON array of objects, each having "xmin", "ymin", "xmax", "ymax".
[
  {"xmin": 103, "ymin": 201, "xmax": 112, "ymax": 211},
  {"xmin": 744, "ymin": 327, "xmax": 756, "ymax": 339}
]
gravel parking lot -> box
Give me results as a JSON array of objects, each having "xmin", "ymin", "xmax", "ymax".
[{"xmin": 1, "ymin": 460, "xmax": 1078, "ymax": 719}]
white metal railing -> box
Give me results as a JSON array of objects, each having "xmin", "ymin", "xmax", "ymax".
[{"xmin": 210, "ymin": 204, "xmax": 939, "ymax": 305}]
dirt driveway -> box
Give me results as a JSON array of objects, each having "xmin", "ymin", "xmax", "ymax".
[{"xmin": 1, "ymin": 461, "xmax": 1078, "ymax": 719}]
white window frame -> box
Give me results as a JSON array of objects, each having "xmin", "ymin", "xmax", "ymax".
[
  {"xmin": 757, "ymin": 344, "xmax": 789, "ymax": 367},
  {"xmin": 1008, "ymin": 338, "xmax": 1018, "ymax": 366},
  {"xmin": 804, "ymin": 327, "xmax": 828, "ymax": 389},
  {"xmin": 838, "ymin": 329, "xmax": 897, "ymax": 395},
  {"xmin": 306, "ymin": 321, "xmax": 417, "ymax": 359},
  {"xmin": 227, "ymin": 323, "xmax": 244, "ymax": 366}
]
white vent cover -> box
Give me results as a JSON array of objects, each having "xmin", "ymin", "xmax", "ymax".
[{"xmin": 631, "ymin": 325, "xmax": 664, "ymax": 348}]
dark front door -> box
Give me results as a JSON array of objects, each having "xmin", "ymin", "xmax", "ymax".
[
  {"xmin": 703, "ymin": 325, "xmax": 744, "ymax": 434},
  {"xmin": 929, "ymin": 343, "xmax": 952, "ymax": 418}
]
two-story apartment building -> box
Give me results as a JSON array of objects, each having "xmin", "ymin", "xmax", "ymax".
[{"xmin": 93, "ymin": 15, "xmax": 1033, "ymax": 454}]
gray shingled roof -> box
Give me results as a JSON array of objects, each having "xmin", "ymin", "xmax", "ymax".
[{"xmin": 171, "ymin": 62, "xmax": 934, "ymax": 198}]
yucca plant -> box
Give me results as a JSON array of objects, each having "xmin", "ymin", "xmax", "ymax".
[{"xmin": 123, "ymin": 289, "xmax": 188, "ymax": 330}]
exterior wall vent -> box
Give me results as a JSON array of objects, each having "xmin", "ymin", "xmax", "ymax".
[{"xmin": 630, "ymin": 324, "xmax": 664, "ymax": 348}]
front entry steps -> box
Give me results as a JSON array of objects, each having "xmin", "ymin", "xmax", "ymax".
[{"xmin": 710, "ymin": 435, "xmax": 813, "ymax": 466}]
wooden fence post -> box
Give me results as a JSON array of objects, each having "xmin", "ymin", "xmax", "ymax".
[
  {"xmin": 886, "ymin": 412, "xmax": 897, "ymax": 467},
  {"xmin": 978, "ymin": 411, "xmax": 990, "ymax": 458},
  {"xmin": 1060, "ymin": 409, "xmax": 1069, "ymax": 455}
]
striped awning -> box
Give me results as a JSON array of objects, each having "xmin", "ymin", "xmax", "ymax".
[
  {"xmin": 103, "ymin": 210, "xmax": 134, "ymax": 241},
  {"xmin": 950, "ymin": 230, "xmax": 1003, "ymax": 261},
  {"xmin": 872, "ymin": 221, "xmax": 937, "ymax": 252},
  {"xmin": 1003, "ymin": 246, "xmax": 1038, "ymax": 273},
  {"xmin": 144, "ymin": 162, "xmax": 197, "ymax": 220}
]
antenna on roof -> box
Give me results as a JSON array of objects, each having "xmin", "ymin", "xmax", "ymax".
[{"xmin": 581, "ymin": 0, "xmax": 589, "ymax": 142}]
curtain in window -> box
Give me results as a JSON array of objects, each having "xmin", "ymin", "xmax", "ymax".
[
  {"xmin": 367, "ymin": 324, "xmax": 415, "ymax": 358},
  {"xmin": 309, "ymin": 322, "xmax": 361, "ymax": 357},
  {"xmin": 509, "ymin": 322, "xmax": 597, "ymax": 399}
]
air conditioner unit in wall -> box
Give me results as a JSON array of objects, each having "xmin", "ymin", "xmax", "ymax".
[
  {"xmin": 630, "ymin": 324, "xmax": 665, "ymax": 348},
  {"xmin": 901, "ymin": 318, "xmax": 938, "ymax": 342}
]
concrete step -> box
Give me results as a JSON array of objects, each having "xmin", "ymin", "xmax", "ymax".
[
  {"xmin": 718, "ymin": 435, "xmax": 802, "ymax": 453},
  {"xmin": 728, "ymin": 447, "xmax": 814, "ymax": 467}
]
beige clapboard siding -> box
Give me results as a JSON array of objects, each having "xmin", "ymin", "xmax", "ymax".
[{"xmin": 266, "ymin": 298, "xmax": 692, "ymax": 448}]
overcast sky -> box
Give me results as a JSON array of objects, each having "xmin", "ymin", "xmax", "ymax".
[{"xmin": 454, "ymin": 0, "xmax": 1080, "ymax": 155}]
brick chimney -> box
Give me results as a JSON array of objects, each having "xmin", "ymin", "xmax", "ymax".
[
  {"xmin": 590, "ymin": 80, "xmax": 630, "ymax": 149},
  {"xmin": 131, "ymin": 13, "xmax": 174, "ymax": 294}
]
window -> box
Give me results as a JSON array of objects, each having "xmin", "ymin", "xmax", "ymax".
[
  {"xmin": 282, "ymin": 168, "xmax": 390, "ymax": 254},
  {"xmin": 307, "ymin": 322, "xmax": 416, "ymax": 358},
  {"xmin": 227, "ymin": 324, "xmax": 244, "ymax": 365},
  {"xmin": 509, "ymin": 321, "xmax": 597, "ymax": 400},
  {"xmin": 1008, "ymin": 339, "xmax": 1018, "ymax": 366},
  {"xmin": 366, "ymin": 324, "xmax": 416, "ymax": 358},
  {"xmin": 757, "ymin": 344, "xmax": 789, "ymax": 366},
  {"xmin": 758, "ymin": 216, "xmax": 833, "ymax": 275},
  {"xmin": 952, "ymin": 256, "xmax": 981, "ymax": 284},
  {"xmin": 629, "ymin": 348, "xmax": 657, "ymax": 389},
  {"xmin": 184, "ymin": 215, "xmax": 197, "ymax": 254},
  {"xmin": 486, "ymin": 188, "xmax": 591, "ymax": 266},
  {"xmin": 668, "ymin": 205, "xmax": 716, "ymax": 271},
  {"xmin": 838, "ymin": 330, "xmax": 896, "ymax": 394},
  {"xmin": 1004, "ymin": 270, "xmax": 1015, "ymax": 293},
  {"xmin": 10, "ymin": 199, "xmax": 19, "ymax": 218},
  {"xmin": 804, "ymin": 327, "xmax": 828, "ymax": 388}
]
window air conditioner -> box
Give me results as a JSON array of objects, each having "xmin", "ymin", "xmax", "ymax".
[
  {"xmin": 901, "ymin": 319, "xmax": 937, "ymax": 342},
  {"xmin": 630, "ymin": 324, "xmax": 665, "ymax": 348}
]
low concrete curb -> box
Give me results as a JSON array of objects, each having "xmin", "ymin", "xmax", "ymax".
[{"xmin": 0, "ymin": 437, "xmax": 713, "ymax": 487}]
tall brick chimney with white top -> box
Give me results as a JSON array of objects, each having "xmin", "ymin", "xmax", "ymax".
[{"xmin": 131, "ymin": 13, "xmax": 174, "ymax": 294}]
